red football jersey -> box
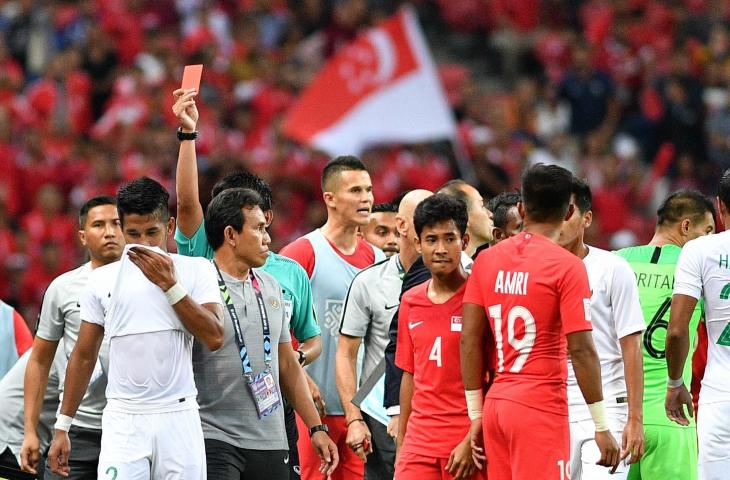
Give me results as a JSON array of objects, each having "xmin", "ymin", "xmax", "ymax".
[
  {"xmin": 396, "ymin": 280, "xmax": 470, "ymax": 458},
  {"xmin": 463, "ymin": 232, "xmax": 592, "ymax": 416}
]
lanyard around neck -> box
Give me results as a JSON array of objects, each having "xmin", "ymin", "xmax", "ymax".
[{"xmin": 213, "ymin": 261, "xmax": 272, "ymax": 379}]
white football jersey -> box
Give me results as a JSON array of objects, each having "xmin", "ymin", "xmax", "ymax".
[
  {"xmin": 674, "ymin": 230, "xmax": 730, "ymax": 404},
  {"xmin": 567, "ymin": 246, "xmax": 645, "ymax": 420}
]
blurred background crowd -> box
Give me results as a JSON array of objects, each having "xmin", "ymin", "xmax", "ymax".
[{"xmin": 1, "ymin": 0, "xmax": 730, "ymax": 324}]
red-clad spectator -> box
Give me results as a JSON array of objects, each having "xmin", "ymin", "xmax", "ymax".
[
  {"xmin": 18, "ymin": 241, "xmax": 72, "ymax": 321},
  {"xmin": 20, "ymin": 184, "xmax": 77, "ymax": 258}
]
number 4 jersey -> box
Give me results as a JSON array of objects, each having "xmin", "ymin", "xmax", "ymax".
[
  {"xmin": 464, "ymin": 232, "xmax": 593, "ymax": 416},
  {"xmin": 615, "ymin": 244, "xmax": 702, "ymax": 426},
  {"xmin": 395, "ymin": 280, "xmax": 470, "ymax": 459}
]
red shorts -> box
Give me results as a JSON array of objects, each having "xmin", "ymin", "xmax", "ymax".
[
  {"xmin": 483, "ymin": 397, "xmax": 570, "ymax": 480},
  {"xmin": 395, "ymin": 451, "xmax": 486, "ymax": 480},
  {"xmin": 296, "ymin": 414, "xmax": 364, "ymax": 480}
]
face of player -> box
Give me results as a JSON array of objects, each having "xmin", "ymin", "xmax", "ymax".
[
  {"xmin": 493, "ymin": 206, "xmax": 522, "ymax": 243},
  {"xmin": 558, "ymin": 195, "xmax": 592, "ymax": 248},
  {"xmin": 461, "ymin": 185, "xmax": 493, "ymax": 245},
  {"xmin": 362, "ymin": 212, "xmax": 398, "ymax": 256},
  {"xmin": 326, "ymin": 170, "xmax": 374, "ymax": 227},
  {"xmin": 79, "ymin": 204, "xmax": 124, "ymax": 266},
  {"xmin": 684, "ymin": 211, "xmax": 715, "ymax": 243},
  {"xmin": 417, "ymin": 220, "xmax": 468, "ymax": 278},
  {"xmin": 229, "ymin": 206, "xmax": 271, "ymax": 268},
  {"xmin": 122, "ymin": 213, "xmax": 175, "ymax": 251}
]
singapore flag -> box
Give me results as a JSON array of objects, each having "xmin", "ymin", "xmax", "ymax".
[{"xmin": 283, "ymin": 7, "xmax": 456, "ymax": 156}]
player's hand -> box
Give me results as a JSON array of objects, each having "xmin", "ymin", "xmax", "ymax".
[
  {"xmin": 47, "ymin": 430, "xmax": 71, "ymax": 477},
  {"xmin": 621, "ymin": 416, "xmax": 644, "ymax": 464},
  {"xmin": 468, "ymin": 418, "xmax": 487, "ymax": 470},
  {"xmin": 446, "ymin": 435, "xmax": 477, "ymax": 480},
  {"xmin": 20, "ymin": 431, "xmax": 41, "ymax": 474},
  {"xmin": 311, "ymin": 431, "xmax": 339, "ymax": 476},
  {"xmin": 594, "ymin": 430, "xmax": 620, "ymax": 473},
  {"xmin": 665, "ymin": 384, "xmax": 694, "ymax": 426},
  {"xmin": 127, "ymin": 247, "xmax": 177, "ymax": 292},
  {"xmin": 387, "ymin": 415, "xmax": 399, "ymax": 439},
  {"xmin": 346, "ymin": 418, "xmax": 372, "ymax": 462},
  {"xmin": 306, "ymin": 373, "xmax": 326, "ymax": 416},
  {"xmin": 172, "ymin": 88, "xmax": 198, "ymax": 132}
]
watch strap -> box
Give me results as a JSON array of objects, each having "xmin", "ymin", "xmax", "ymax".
[
  {"xmin": 309, "ymin": 424, "xmax": 328, "ymax": 437},
  {"xmin": 177, "ymin": 126, "xmax": 198, "ymax": 141}
]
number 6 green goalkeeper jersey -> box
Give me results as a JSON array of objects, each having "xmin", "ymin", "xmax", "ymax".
[{"xmin": 616, "ymin": 244, "xmax": 702, "ymax": 427}]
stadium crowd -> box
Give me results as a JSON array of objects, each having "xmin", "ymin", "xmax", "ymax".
[{"xmin": 1, "ymin": 0, "xmax": 730, "ymax": 323}]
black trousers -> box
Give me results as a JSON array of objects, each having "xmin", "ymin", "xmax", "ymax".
[
  {"xmin": 284, "ymin": 402, "xmax": 301, "ymax": 479},
  {"xmin": 0, "ymin": 447, "xmax": 39, "ymax": 479},
  {"xmin": 205, "ymin": 439, "xmax": 289, "ymax": 480},
  {"xmin": 44, "ymin": 426, "xmax": 101, "ymax": 480},
  {"xmin": 363, "ymin": 414, "xmax": 396, "ymax": 480}
]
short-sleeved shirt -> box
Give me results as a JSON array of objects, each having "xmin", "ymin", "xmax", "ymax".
[
  {"xmin": 616, "ymin": 244, "xmax": 702, "ymax": 426},
  {"xmin": 175, "ymin": 222, "xmax": 319, "ymax": 342},
  {"xmin": 567, "ymin": 247, "xmax": 645, "ymax": 421},
  {"xmin": 193, "ymin": 268, "xmax": 290, "ymax": 450},
  {"xmin": 340, "ymin": 254, "xmax": 404, "ymax": 383},
  {"xmin": 0, "ymin": 347, "xmax": 65, "ymax": 462},
  {"xmin": 464, "ymin": 232, "xmax": 592, "ymax": 416},
  {"xmin": 82, "ymin": 246, "xmax": 221, "ymax": 412},
  {"xmin": 673, "ymin": 231, "xmax": 730, "ymax": 405},
  {"xmin": 395, "ymin": 281, "xmax": 470, "ymax": 458},
  {"xmin": 35, "ymin": 263, "xmax": 107, "ymax": 430}
]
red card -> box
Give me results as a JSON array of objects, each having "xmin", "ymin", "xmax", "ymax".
[{"xmin": 181, "ymin": 64, "xmax": 203, "ymax": 91}]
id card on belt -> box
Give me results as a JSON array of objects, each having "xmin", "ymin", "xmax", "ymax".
[{"xmin": 247, "ymin": 370, "xmax": 282, "ymax": 418}]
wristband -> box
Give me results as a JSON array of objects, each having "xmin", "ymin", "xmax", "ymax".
[
  {"xmin": 667, "ymin": 377, "xmax": 684, "ymax": 389},
  {"xmin": 465, "ymin": 389, "xmax": 484, "ymax": 420},
  {"xmin": 588, "ymin": 400, "xmax": 609, "ymax": 432},
  {"xmin": 54, "ymin": 414, "xmax": 73, "ymax": 432},
  {"xmin": 164, "ymin": 283, "xmax": 187, "ymax": 305},
  {"xmin": 347, "ymin": 418, "xmax": 366, "ymax": 427}
]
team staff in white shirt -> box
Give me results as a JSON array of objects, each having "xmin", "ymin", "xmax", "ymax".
[
  {"xmin": 666, "ymin": 169, "xmax": 730, "ymax": 480},
  {"xmin": 559, "ymin": 177, "xmax": 646, "ymax": 479},
  {"xmin": 47, "ymin": 177, "xmax": 224, "ymax": 479}
]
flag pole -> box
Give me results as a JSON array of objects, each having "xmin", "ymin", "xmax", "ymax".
[{"xmin": 450, "ymin": 130, "xmax": 477, "ymax": 185}]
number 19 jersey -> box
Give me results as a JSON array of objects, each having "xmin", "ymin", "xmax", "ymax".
[
  {"xmin": 464, "ymin": 232, "xmax": 593, "ymax": 416},
  {"xmin": 615, "ymin": 244, "xmax": 702, "ymax": 427}
]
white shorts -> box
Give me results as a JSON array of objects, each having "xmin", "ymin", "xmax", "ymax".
[
  {"xmin": 98, "ymin": 405, "xmax": 205, "ymax": 479},
  {"xmin": 698, "ymin": 401, "xmax": 730, "ymax": 480},
  {"xmin": 569, "ymin": 410, "xmax": 627, "ymax": 480}
]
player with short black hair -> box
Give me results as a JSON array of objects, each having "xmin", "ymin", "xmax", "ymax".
[
  {"xmin": 362, "ymin": 203, "xmax": 399, "ymax": 257},
  {"xmin": 560, "ymin": 177, "xmax": 646, "ymax": 479},
  {"xmin": 615, "ymin": 188, "xmax": 715, "ymax": 480},
  {"xmin": 282, "ymin": 155, "xmax": 384, "ymax": 480},
  {"xmin": 47, "ymin": 177, "xmax": 224, "ymax": 479},
  {"xmin": 462, "ymin": 164, "xmax": 620, "ymax": 479},
  {"xmin": 20, "ymin": 195, "xmax": 124, "ymax": 480},
  {"xmin": 321, "ymin": 155, "xmax": 369, "ymax": 192},
  {"xmin": 396, "ymin": 193, "xmax": 479, "ymax": 479},
  {"xmin": 486, "ymin": 192, "xmax": 522, "ymax": 244}
]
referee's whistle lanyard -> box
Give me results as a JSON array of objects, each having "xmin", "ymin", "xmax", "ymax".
[{"xmin": 213, "ymin": 261, "xmax": 272, "ymax": 382}]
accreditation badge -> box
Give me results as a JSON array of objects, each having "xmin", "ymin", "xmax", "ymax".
[{"xmin": 247, "ymin": 370, "xmax": 282, "ymax": 418}]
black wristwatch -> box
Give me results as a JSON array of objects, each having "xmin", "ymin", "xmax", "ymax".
[
  {"xmin": 177, "ymin": 126, "xmax": 198, "ymax": 141},
  {"xmin": 297, "ymin": 349, "xmax": 307, "ymax": 366},
  {"xmin": 309, "ymin": 424, "xmax": 328, "ymax": 437}
]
